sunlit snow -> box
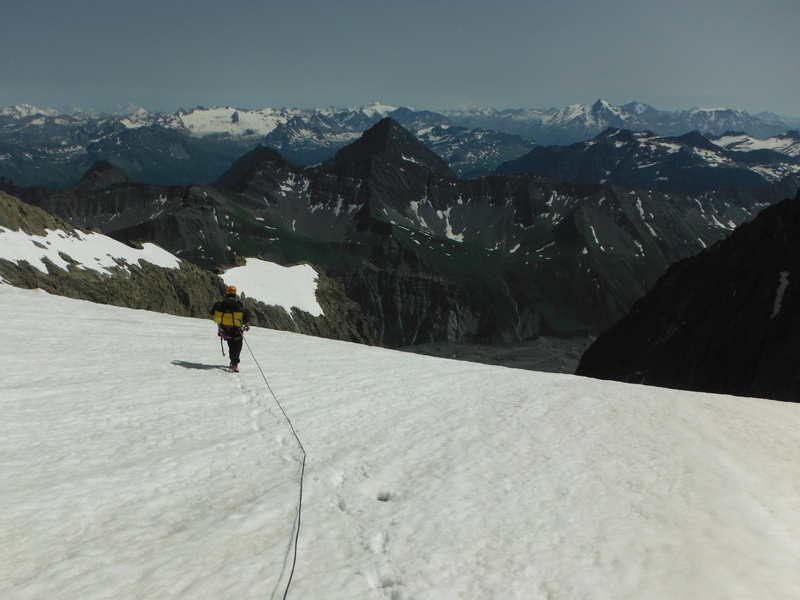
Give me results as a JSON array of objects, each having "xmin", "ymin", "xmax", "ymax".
[
  {"xmin": 715, "ymin": 133, "xmax": 800, "ymax": 157},
  {"xmin": 0, "ymin": 227, "xmax": 179, "ymax": 274},
  {"xmin": 357, "ymin": 102, "xmax": 398, "ymax": 119},
  {"xmin": 2, "ymin": 285, "xmax": 800, "ymax": 598},
  {"xmin": 221, "ymin": 258, "xmax": 324, "ymax": 317},
  {"xmin": 176, "ymin": 107, "xmax": 300, "ymax": 137}
]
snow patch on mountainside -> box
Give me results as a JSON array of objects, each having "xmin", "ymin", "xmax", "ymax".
[
  {"xmin": 714, "ymin": 133, "xmax": 800, "ymax": 157},
  {"xmin": 0, "ymin": 227, "xmax": 178, "ymax": 275},
  {"xmin": 220, "ymin": 258, "xmax": 323, "ymax": 317}
]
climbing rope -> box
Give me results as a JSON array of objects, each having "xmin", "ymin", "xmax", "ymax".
[{"xmin": 243, "ymin": 336, "xmax": 306, "ymax": 600}]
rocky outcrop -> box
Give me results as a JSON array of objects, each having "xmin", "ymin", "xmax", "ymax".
[
  {"xmin": 327, "ymin": 237, "xmax": 480, "ymax": 346},
  {"xmin": 577, "ymin": 189, "xmax": 800, "ymax": 402},
  {"xmin": 282, "ymin": 269, "xmax": 382, "ymax": 346},
  {"xmin": 0, "ymin": 191, "xmax": 379, "ymax": 345}
]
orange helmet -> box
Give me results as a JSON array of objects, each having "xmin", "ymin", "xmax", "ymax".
[{"xmin": 226, "ymin": 285, "xmax": 237, "ymax": 295}]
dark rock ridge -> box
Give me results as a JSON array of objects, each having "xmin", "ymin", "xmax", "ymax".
[
  {"xmin": 7, "ymin": 119, "xmax": 800, "ymax": 347},
  {"xmin": 323, "ymin": 118, "xmax": 455, "ymax": 177},
  {"xmin": 0, "ymin": 191, "xmax": 380, "ymax": 345},
  {"xmin": 577, "ymin": 189, "xmax": 800, "ymax": 402},
  {"xmin": 495, "ymin": 128, "xmax": 800, "ymax": 194}
]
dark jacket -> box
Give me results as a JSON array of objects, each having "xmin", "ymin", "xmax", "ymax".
[{"xmin": 211, "ymin": 296, "xmax": 252, "ymax": 336}]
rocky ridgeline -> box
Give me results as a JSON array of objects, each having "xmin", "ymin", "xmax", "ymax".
[
  {"xmin": 577, "ymin": 189, "xmax": 800, "ymax": 402},
  {"xmin": 495, "ymin": 129, "xmax": 800, "ymax": 194},
  {"xmin": 0, "ymin": 192, "xmax": 380, "ymax": 345}
]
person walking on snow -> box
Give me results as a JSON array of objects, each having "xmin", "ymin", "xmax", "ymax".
[{"xmin": 210, "ymin": 285, "xmax": 252, "ymax": 372}]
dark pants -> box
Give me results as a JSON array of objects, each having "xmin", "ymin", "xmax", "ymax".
[{"xmin": 226, "ymin": 336, "xmax": 243, "ymax": 366}]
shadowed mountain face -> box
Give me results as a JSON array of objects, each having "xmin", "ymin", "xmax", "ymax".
[
  {"xmin": 8, "ymin": 118, "xmax": 800, "ymax": 347},
  {"xmin": 71, "ymin": 159, "xmax": 140, "ymax": 191},
  {"xmin": 577, "ymin": 190, "xmax": 800, "ymax": 402},
  {"xmin": 495, "ymin": 128, "xmax": 800, "ymax": 194}
]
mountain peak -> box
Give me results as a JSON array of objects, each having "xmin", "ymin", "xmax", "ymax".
[
  {"xmin": 70, "ymin": 160, "xmax": 139, "ymax": 191},
  {"xmin": 673, "ymin": 130, "xmax": 722, "ymax": 151},
  {"xmin": 213, "ymin": 145, "xmax": 294, "ymax": 191},
  {"xmin": 323, "ymin": 118, "xmax": 455, "ymax": 177}
]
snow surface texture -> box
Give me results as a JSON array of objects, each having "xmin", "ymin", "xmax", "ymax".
[
  {"xmin": 221, "ymin": 259, "xmax": 324, "ymax": 317},
  {"xmin": 0, "ymin": 227, "xmax": 179, "ymax": 275},
  {"xmin": 3, "ymin": 285, "xmax": 800, "ymax": 599}
]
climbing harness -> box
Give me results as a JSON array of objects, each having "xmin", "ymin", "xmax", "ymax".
[{"xmin": 244, "ymin": 336, "xmax": 306, "ymax": 600}]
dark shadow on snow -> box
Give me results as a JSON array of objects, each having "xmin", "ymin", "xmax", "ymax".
[{"xmin": 171, "ymin": 360, "xmax": 229, "ymax": 372}]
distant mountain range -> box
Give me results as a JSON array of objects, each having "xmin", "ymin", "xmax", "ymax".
[
  {"xmin": 495, "ymin": 128, "xmax": 800, "ymax": 194},
  {"xmin": 7, "ymin": 118, "xmax": 800, "ymax": 347},
  {"xmin": 444, "ymin": 100, "xmax": 800, "ymax": 144},
  {"xmin": 2, "ymin": 100, "xmax": 798, "ymax": 189}
]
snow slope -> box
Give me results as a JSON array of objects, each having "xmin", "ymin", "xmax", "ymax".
[
  {"xmin": 3, "ymin": 285, "xmax": 800, "ymax": 599},
  {"xmin": 0, "ymin": 226, "xmax": 179, "ymax": 275},
  {"xmin": 713, "ymin": 132, "xmax": 800, "ymax": 157}
]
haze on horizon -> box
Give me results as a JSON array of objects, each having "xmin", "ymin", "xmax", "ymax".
[{"xmin": 1, "ymin": 0, "xmax": 798, "ymax": 118}]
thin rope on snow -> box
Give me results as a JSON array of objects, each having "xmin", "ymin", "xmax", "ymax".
[{"xmin": 244, "ymin": 336, "xmax": 306, "ymax": 600}]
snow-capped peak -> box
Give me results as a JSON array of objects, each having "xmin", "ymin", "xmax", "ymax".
[
  {"xmin": 593, "ymin": 99, "xmax": 619, "ymax": 113},
  {"xmin": 167, "ymin": 106, "xmax": 303, "ymax": 137},
  {"xmin": 356, "ymin": 102, "xmax": 398, "ymax": 119},
  {"xmin": 0, "ymin": 104, "xmax": 60, "ymax": 118}
]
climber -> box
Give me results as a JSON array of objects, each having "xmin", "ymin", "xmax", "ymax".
[{"xmin": 210, "ymin": 285, "xmax": 252, "ymax": 372}]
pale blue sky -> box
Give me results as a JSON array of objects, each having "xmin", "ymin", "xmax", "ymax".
[{"xmin": 2, "ymin": 0, "xmax": 798, "ymax": 116}]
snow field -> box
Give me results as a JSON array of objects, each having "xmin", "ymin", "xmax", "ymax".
[
  {"xmin": 220, "ymin": 259, "xmax": 324, "ymax": 317},
  {"xmin": 2, "ymin": 285, "xmax": 800, "ymax": 599}
]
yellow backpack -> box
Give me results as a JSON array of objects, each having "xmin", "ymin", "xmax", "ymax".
[{"xmin": 214, "ymin": 308, "xmax": 244, "ymax": 327}]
